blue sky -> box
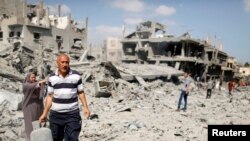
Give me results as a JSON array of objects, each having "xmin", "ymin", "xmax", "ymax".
[{"xmin": 29, "ymin": 0, "xmax": 250, "ymax": 63}]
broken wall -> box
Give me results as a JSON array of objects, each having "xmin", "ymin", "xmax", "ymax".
[
  {"xmin": 0, "ymin": 0, "xmax": 24, "ymax": 17},
  {"xmin": 105, "ymin": 37, "xmax": 122, "ymax": 64}
]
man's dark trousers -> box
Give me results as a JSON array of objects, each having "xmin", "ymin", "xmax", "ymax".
[{"xmin": 49, "ymin": 110, "xmax": 82, "ymax": 141}]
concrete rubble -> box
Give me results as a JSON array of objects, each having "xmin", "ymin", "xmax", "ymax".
[
  {"xmin": 0, "ymin": 99, "xmax": 25, "ymax": 141},
  {"xmin": 0, "ymin": 1, "xmax": 249, "ymax": 141},
  {"xmin": 1, "ymin": 74, "xmax": 250, "ymax": 140}
]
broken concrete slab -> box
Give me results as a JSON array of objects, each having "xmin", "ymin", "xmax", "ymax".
[
  {"xmin": 94, "ymin": 80, "xmax": 114, "ymax": 98},
  {"xmin": 0, "ymin": 90, "xmax": 23, "ymax": 111},
  {"xmin": 135, "ymin": 76, "xmax": 148, "ymax": 88},
  {"xmin": 4, "ymin": 129, "xmax": 17, "ymax": 140},
  {"xmin": 115, "ymin": 64, "xmax": 184, "ymax": 81},
  {"xmin": 0, "ymin": 63, "xmax": 24, "ymax": 81}
]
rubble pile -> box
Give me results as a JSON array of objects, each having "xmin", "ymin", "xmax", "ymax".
[
  {"xmin": 0, "ymin": 100, "xmax": 24, "ymax": 141},
  {"xmin": 79, "ymin": 83, "xmax": 250, "ymax": 141},
  {"xmin": 0, "ymin": 50, "xmax": 249, "ymax": 141},
  {"xmin": 0, "ymin": 70, "xmax": 249, "ymax": 141}
]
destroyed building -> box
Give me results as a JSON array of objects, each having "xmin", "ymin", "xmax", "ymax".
[
  {"xmin": 239, "ymin": 67, "xmax": 250, "ymax": 76},
  {"xmin": 0, "ymin": 0, "xmax": 88, "ymax": 78},
  {"xmin": 0, "ymin": 2, "xmax": 249, "ymax": 141},
  {"xmin": 109, "ymin": 21, "xmax": 237, "ymax": 81}
]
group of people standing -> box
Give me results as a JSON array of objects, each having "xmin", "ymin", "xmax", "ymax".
[
  {"xmin": 22, "ymin": 54, "xmax": 90, "ymax": 141},
  {"xmin": 176, "ymin": 72, "xmax": 237, "ymax": 112},
  {"xmin": 206, "ymin": 78, "xmax": 235, "ymax": 99}
]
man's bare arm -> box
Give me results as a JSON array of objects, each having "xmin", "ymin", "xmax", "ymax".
[
  {"xmin": 39, "ymin": 94, "xmax": 53, "ymax": 122},
  {"xmin": 186, "ymin": 84, "xmax": 190, "ymax": 94},
  {"xmin": 78, "ymin": 91, "xmax": 90, "ymax": 118}
]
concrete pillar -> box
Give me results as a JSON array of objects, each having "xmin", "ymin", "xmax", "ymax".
[
  {"xmin": 22, "ymin": 25, "xmax": 28, "ymax": 43},
  {"xmin": 202, "ymin": 48, "xmax": 205, "ymax": 60},
  {"xmin": 156, "ymin": 60, "xmax": 160, "ymax": 65},
  {"xmin": 84, "ymin": 17, "xmax": 88, "ymax": 48},
  {"xmin": 175, "ymin": 62, "xmax": 180, "ymax": 70},
  {"xmin": 40, "ymin": 0, "xmax": 44, "ymax": 10},
  {"xmin": 187, "ymin": 45, "xmax": 191, "ymax": 57},
  {"xmin": 58, "ymin": 4, "xmax": 61, "ymax": 17},
  {"xmin": 68, "ymin": 13, "xmax": 71, "ymax": 24},
  {"xmin": 151, "ymin": 22, "xmax": 155, "ymax": 38},
  {"xmin": 204, "ymin": 53, "xmax": 208, "ymax": 62},
  {"xmin": 23, "ymin": 0, "xmax": 27, "ymax": 18},
  {"xmin": 181, "ymin": 42, "xmax": 185, "ymax": 57},
  {"xmin": 79, "ymin": 47, "xmax": 89, "ymax": 62},
  {"xmin": 221, "ymin": 70, "xmax": 225, "ymax": 81},
  {"xmin": 173, "ymin": 45, "xmax": 177, "ymax": 56},
  {"xmin": 36, "ymin": 8, "xmax": 40, "ymax": 25},
  {"xmin": 45, "ymin": 8, "xmax": 50, "ymax": 27},
  {"xmin": 85, "ymin": 17, "xmax": 89, "ymax": 30}
]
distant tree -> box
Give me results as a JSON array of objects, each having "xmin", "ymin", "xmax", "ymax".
[{"xmin": 244, "ymin": 62, "xmax": 250, "ymax": 67}]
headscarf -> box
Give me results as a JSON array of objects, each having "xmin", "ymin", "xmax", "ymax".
[{"xmin": 22, "ymin": 73, "xmax": 40, "ymax": 110}]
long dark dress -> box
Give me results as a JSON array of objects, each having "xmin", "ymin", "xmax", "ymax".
[{"xmin": 22, "ymin": 73, "xmax": 44, "ymax": 141}]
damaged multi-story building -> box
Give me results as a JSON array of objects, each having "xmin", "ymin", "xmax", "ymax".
[
  {"xmin": 105, "ymin": 21, "xmax": 237, "ymax": 81},
  {"xmin": 0, "ymin": 0, "xmax": 88, "ymax": 78}
]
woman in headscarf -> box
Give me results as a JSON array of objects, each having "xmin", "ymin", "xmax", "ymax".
[{"xmin": 22, "ymin": 73, "xmax": 46, "ymax": 141}]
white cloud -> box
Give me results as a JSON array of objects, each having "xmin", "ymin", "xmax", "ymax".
[
  {"xmin": 165, "ymin": 20, "xmax": 176, "ymax": 26},
  {"xmin": 111, "ymin": 0, "xmax": 145, "ymax": 12},
  {"xmin": 244, "ymin": 0, "xmax": 250, "ymax": 12},
  {"xmin": 154, "ymin": 5, "xmax": 176, "ymax": 16},
  {"xmin": 124, "ymin": 18, "xmax": 144, "ymax": 25},
  {"xmin": 89, "ymin": 25, "xmax": 123, "ymax": 44},
  {"xmin": 47, "ymin": 4, "xmax": 71, "ymax": 16}
]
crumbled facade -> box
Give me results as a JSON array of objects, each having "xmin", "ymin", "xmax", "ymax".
[
  {"xmin": 104, "ymin": 37, "xmax": 122, "ymax": 64},
  {"xmin": 0, "ymin": 0, "xmax": 88, "ymax": 78},
  {"xmin": 239, "ymin": 67, "xmax": 250, "ymax": 76},
  {"xmin": 111, "ymin": 21, "xmax": 237, "ymax": 81}
]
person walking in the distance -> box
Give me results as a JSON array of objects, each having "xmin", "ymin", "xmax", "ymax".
[
  {"xmin": 39, "ymin": 54, "xmax": 90, "ymax": 141},
  {"xmin": 228, "ymin": 79, "xmax": 234, "ymax": 95},
  {"xmin": 206, "ymin": 78, "xmax": 213, "ymax": 99},
  {"xmin": 228, "ymin": 79, "xmax": 235, "ymax": 102},
  {"xmin": 23, "ymin": 72, "xmax": 46, "ymax": 141},
  {"xmin": 176, "ymin": 72, "xmax": 191, "ymax": 112}
]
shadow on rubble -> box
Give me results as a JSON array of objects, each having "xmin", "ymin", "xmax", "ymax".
[
  {"xmin": 86, "ymin": 55, "xmax": 96, "ymax": 61},
  {"xmin": 170, "ymin": 75, "xmax": 180, "ymax": 85},
  {"xmin": 100, "ymin": 62, "xmax": 121, "ymax": 79},
  {"xmin": 131, "ymin": 75, "xmax": 180, "ymax": 85}
]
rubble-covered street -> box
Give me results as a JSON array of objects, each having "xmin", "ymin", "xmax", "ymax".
[
  {"xmin": 1, "ymin": 78, "xmax": 249, "ymax": 141},
  {"xmin": 1, "ymin": 0, "xmax": 250, "ymax": 141}
]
